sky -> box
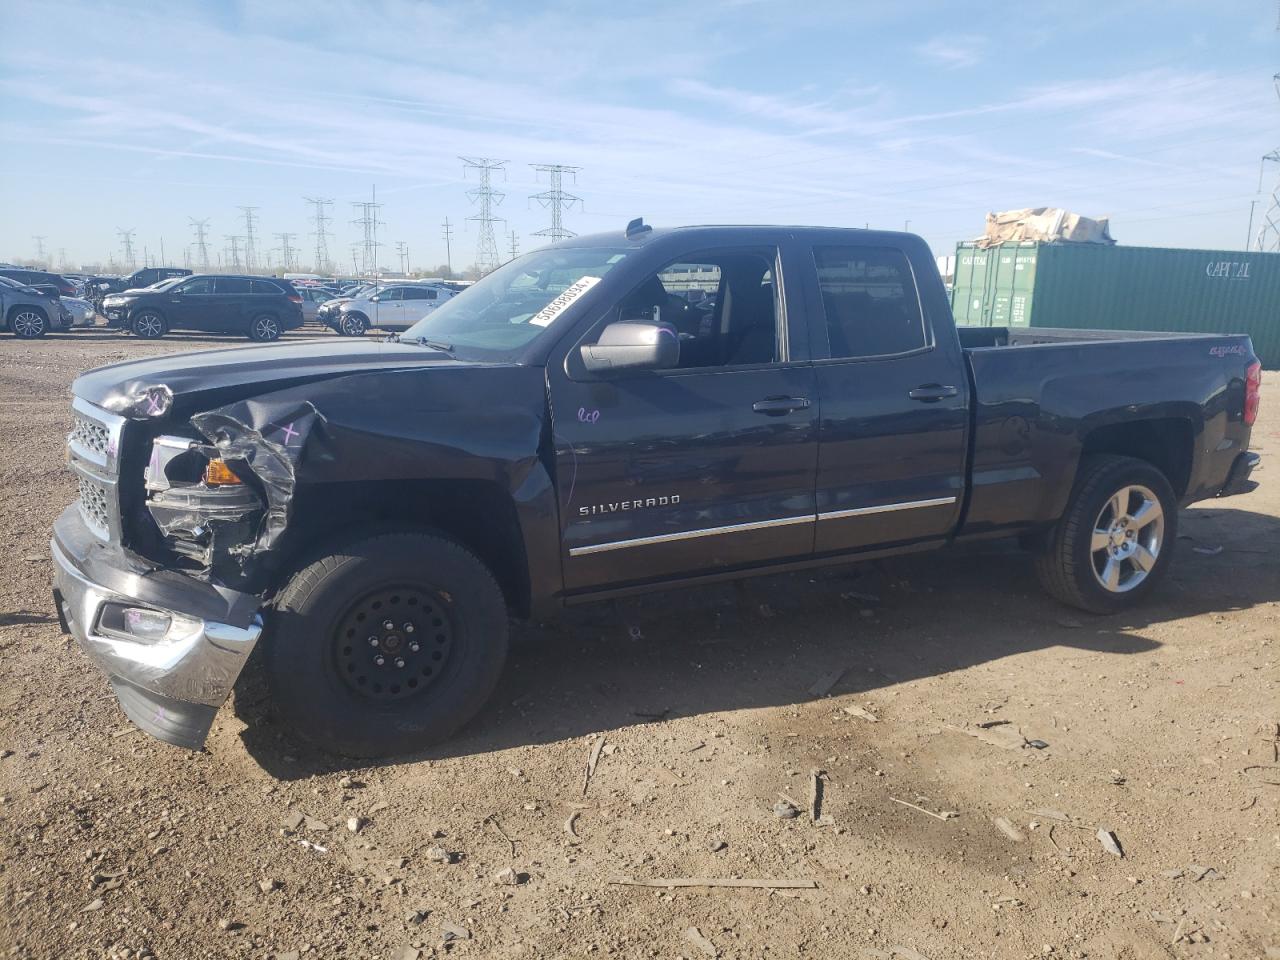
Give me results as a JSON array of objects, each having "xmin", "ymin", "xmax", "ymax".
[{"xmin": 0, "ymin": 0, "xmax": 1277, "ymax": 273}]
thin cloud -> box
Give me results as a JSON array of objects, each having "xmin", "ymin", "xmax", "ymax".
[{"xmin": 915, "ymin": 34, "xmax": 987, "ymax": 69}]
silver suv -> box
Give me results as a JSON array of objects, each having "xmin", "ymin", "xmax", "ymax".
[{"xmin": 332, "ymin": 283, "xmax": 456, "ymax": 336}]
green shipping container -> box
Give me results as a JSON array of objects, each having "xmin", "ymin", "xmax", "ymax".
[{"xmin": 951, "ymin": 241, "xmax": 1280, "ymax": 368}]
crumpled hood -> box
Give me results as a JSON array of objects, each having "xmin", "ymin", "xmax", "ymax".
[{"xmin": 72, "ymin": 338, "xmax": 456, "ymax": 414}]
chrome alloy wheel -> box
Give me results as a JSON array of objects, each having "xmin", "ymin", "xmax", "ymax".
[
  {"xmin": 1090, "ymin": 484, "xmax": 1164, "ymax": 593},
  {"xmin": 134, "ymin": 313, "xmax": 163, "ymax": 337},
  {"xmin": 11, "ymin": 310, "xmax": 45, "ymax": 337},
  {"xmin": 252, "ymin": 315, "xmax": 279, "ymax": 340}
]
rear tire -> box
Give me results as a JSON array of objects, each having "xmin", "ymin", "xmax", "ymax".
[
  {"xmin": 266, "ymin": 532, "xmax": 509, "ymax": 758},
  {"xmin": 130, "ymin": 310, "xmax": 167, "ymax": 339},
  {"xmin": 248, "ymin": 313, "xmax": 281, "ymax": 342},
  {"xmin": 1034, "ymin": 454, "xmax": 1177, "ymax": 614},
  {"xmin": 9, "ymin": 307, "xmax": 48, "ymax": 339}
]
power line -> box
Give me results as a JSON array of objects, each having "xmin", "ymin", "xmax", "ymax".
[
  {"xmin": 238, "ymin": 206, "xmax": 260, "ymax": 271},
  {"xmin": 189, "ymin": 218, "xmax": 211, "ymax": 271},
  {"xmin": 530, "ymin": 164, "xmax": 582, "ymax": 242},
  {"xmin": 350, "ymin": 186, "xmax": 383, "ymax": 278},
  {"xmin": 274, "ymin": 232, "xmax": 297, "ymax": 272},
  {"xmin": 304, "ymin": 197, "xmax": 334, "ymax": 274},
  {"xmin": 223, "ymin": 235, "xmax": 243, "ymax": 272},
  {"xmin": 117, "ymin": 229, "xmax": 137, "ymax": 271},
  {"xmin": 460, "ymin": 157, "xmax": 507, "ymax": 275},
  {"xmin": 1255, "ymin": 72, "xmax": 1280, "ymax": 252},
  {"xmin": 441, "ymin": 217, "xmax": 454, "ymax": 278}
]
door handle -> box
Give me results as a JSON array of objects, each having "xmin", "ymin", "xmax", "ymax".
[
  {"xmin": 752, "ymin": 396, "xmax": 811, "ymax": 416},
  {"xmin": 908, "ymin": 384, "xmax": 958, "ymax": 403}
]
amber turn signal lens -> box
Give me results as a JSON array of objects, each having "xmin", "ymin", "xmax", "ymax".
[{"xmin": 203, "ymin": 458, "xmax": 242, "ymax": 486}]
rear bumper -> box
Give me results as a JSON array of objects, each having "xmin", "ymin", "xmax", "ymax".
[
  {"xmin": 50, "ymin": 505, "xmax": 262, "ymax": 749},
  {"xmin": 1218, "ymin": 451, "xmax": 1260, "ymax": 498}
]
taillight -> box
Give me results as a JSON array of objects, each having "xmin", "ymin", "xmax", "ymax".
[
  {"xmin": 1245, "ymin": 361, "xmax": 1261, "ymax": 426},
  {"xmin": 288, "ymin": 293, "xmax": 303, "ymax": 304}
]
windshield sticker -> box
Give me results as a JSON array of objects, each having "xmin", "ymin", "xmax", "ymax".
[{"xmin": 528, "ymin": 275, "xmax": 601, "ymax": 327}]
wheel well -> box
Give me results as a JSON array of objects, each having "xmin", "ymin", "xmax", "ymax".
[
  {"xmin": 344, "ymin": 311, "xmax": 368, "ymax": 322},
  {"xmin": 276, "ymin": 479, "xmax": 531, "ymax": 616},
  {"xmin": 7, "ymin": 303, "xmax": 48, "ymax": 325},
  {"xmin": 1080, "ymin": 418, "xmax": 1193, "ymax": 498}
]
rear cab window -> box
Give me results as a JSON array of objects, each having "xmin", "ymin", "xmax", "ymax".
[{"xmin": 812, "ymin": 246, "xmax": 929, "ymax": 359}]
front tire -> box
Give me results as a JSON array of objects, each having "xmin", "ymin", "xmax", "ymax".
[
  {"xmin": 130, "ymin": 310, "xmax": 167, "ymax": 339},
  {"xmin": 248, "ymin": 313, "xmax": 281, "ymax": 342},
  {"xmin": 340, "ymin": 313, "xmax": 368, "ymax": 336},
  {"xmin": 9, "ymin": 307, "xmax": 48, "ymax": 339},
  {"xmin": 266, "ymin": 533, "xmax": 509, "ymax": 758},
  {"xmin": 1034, "ymin": 454, "xmax": 1177, "ymax": 614}
]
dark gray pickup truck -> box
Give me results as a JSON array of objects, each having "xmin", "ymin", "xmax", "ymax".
[{"xmin": 52, "ymin": 222, "xmax": 1262, "ymax": 757}]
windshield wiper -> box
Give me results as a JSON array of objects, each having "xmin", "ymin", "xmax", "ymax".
[{"xmin": 400, "ymin": 335, "xmax": 456, "ymax": 356}]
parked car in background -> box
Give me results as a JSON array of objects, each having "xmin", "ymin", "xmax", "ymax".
[
  {"xmin": 86, "ymin": 267, "xmax": 192, "ymax": 308},
  {"xmin": 59, "ymin": 295, "xmax": 99, "ymax": 328},
  {"xmin": 295, "ymin": 285, "xmax": 332, "ymax": 323},
  {"xmin": 0, "ymin": 267, "xmax": 77, "ymax": 297},
  {"xmin": 100, "ymin": 274, "xmax": 304, "ymax": 341},
  {"xmin": 331, "ymin": 283, "xmax": 457, "ymax": 335},
  {"xmin": 0, "ymin": 275, "xmax": 70, "ymax": 338}
]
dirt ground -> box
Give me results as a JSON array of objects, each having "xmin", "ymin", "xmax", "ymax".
[{"xmin": 0, "ymin": 329, "xmax": 1277, "ymax": 960}]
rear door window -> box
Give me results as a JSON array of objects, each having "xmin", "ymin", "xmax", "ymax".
[
  {"xmin": 215, "ymin": 277, "xmax": 251, "ymax": 295},
  {"xmin": 249, "ymin": 279, "xmax": 283, "ymax": 295},
  {"xmin": 812, "ymin": 246, "xmax": 927, "ymax": 359}
]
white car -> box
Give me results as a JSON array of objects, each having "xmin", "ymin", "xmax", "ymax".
[
  {"xmin": 334, "ymin": 283, "xmax": 457, "ymax": 336},
  {"xmin": 59, "ymin": 296, "xmax": 99, "ymax": 327}
]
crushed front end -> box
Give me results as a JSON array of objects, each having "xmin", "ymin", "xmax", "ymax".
[{"xmin": 51, "ymin": 389, "xmax": 317, "ymax": 749}]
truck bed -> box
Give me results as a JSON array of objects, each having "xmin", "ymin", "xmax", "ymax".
[
  {"xmin": 957, "ymin": 325, "xmax": 1235, "ymax": 350},
  {"xmin": 955, "ymin": 326, "xmax": 1256, "ymax": 541}
]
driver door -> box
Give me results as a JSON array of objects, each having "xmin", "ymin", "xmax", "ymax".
[
  {"xmin": 168, "ymin": 276, "xmax": 217, "ymax": 329},
  {"xmin": 548, "ymin": 243, "xmax": 819, "ymax": 593}
]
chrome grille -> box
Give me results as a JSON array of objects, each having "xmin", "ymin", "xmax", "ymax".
[
  {"xmin": 67, "ymin": 397, "xmax": 126, "ymax": 542},
  {"xmin": 70, "ymin": 414, "xmax": 111, "ymax": 459},
  {"xmin": 77, "ymin": 475, "xmax": 112, "ymax": 536}
]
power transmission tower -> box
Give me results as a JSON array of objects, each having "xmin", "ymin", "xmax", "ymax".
[
  {"xmin": 238, "ymin": 206, "xmax": 260, "ymax": 271},
  {"xmin": 395, "ymin": 241, "xmax": 409, "ymax": 275},
  {"xmin": 529, "ymin": 163, "xmax": 582, "ymax": 242},
  {"xmin": 1256, "ymin": 72, "xmax": 1280, "ymax": 252},
  {"xmin": 274, "ymin": 232, "xmax": 297, "ymax": 272},
  {"xmin": 190, "ymin": 218, "xmax": 211, "ymax": 271},
  {"xmin": 350, "ymin": 187, "xmax": 383, "ymax": 278},
  {"xmin": 304, "ymin": 197, "xmax": 334, "ymax": 273},
  {"xmin": 224, "ymin": 235, "xmax": 243, "ymax": 272},
  {"xmin": 460, "ymin": 157, "xmax": 507, "ymax": 275},
  {"xmin": 508, "ymin": 231, "xmax": 519, "ymax": 262},
  {"xmin": 117, "ymin": 229, "xmax": 137, "ymax": 270},
  {"xmin": 32, "ymin": 235, "xmax": 47, "ymax": 265},
  {"xmin": 441, "ymin": 218, "xmax": 454, "ymax": 278},
  {"xmin": 57, "ymin": 247, "xmax": 67, "ymax": 270},
  {"xmin": 350, "ymin": 245, "xmax": 360, "ymax": 276}
]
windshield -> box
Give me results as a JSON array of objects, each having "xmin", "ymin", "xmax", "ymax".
[
  {"xmin": 401, "ymin": 246, "xmax": 629, "ymax": 356},
  {"xmin": 145, "ymin": 277, "xmax": 185, "ymax": 291}
]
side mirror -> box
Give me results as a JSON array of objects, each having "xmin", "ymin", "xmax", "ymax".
[
  {"xmin": 580, "ymin": 321, "xmax": 678, "ymax": 373},
  {"xmin": 369, "ymin": 295, "xmax": 380, "ymax": 303}
]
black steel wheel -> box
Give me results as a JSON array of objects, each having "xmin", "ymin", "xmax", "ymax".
[
  {"xmin": 266, "ymin": 532, "xmax": 509, "ymax": 757},
  {"xmin": 332, "ymin": 586, "xmax": 455, "ymax": 702}
]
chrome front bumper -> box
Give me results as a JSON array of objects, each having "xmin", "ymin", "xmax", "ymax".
[{"xmin": 51, "ymin": 506, "xmax": 262, "ymax": 749}]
